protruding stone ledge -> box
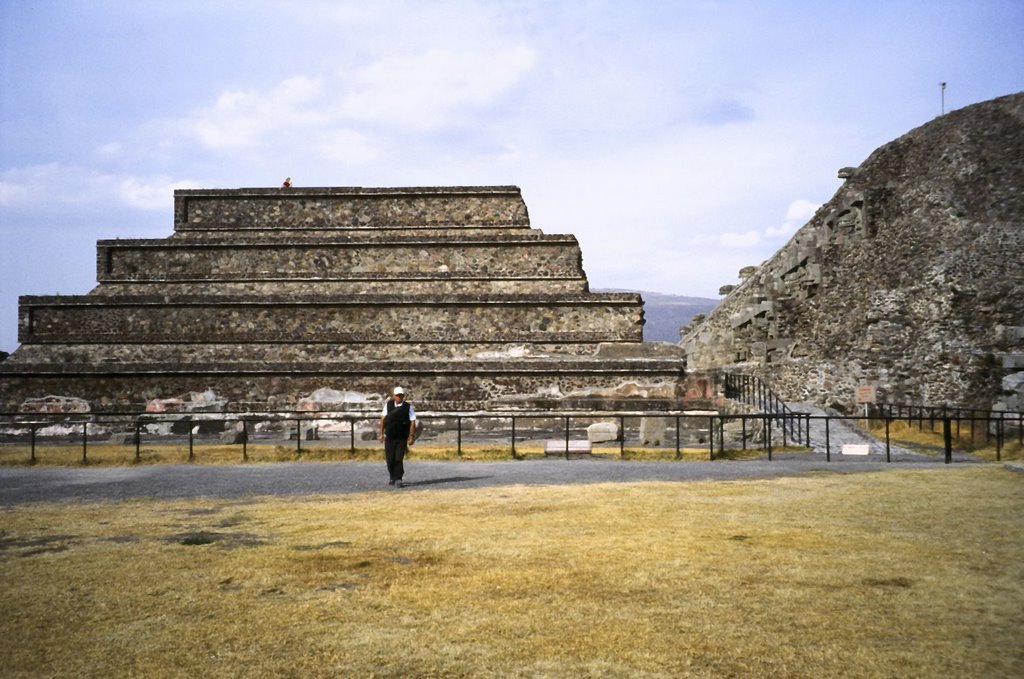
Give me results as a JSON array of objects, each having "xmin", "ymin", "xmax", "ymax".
[
  {"xmin": 18, "ymin": 293, "xmax": 644, "ymax": 344},
  {"xmin": 90, "ymin": 278, "xmax": 591, "ymax": 297},
  {"xmin": 0, "ymin": 357, "xmax": 688, "ymax": 375},
  {"xmin": 174, "ymin": 185, "xmax": 530, "ymax": 231},
  {"xmin": 95, "ymin": 235, "xmax": 583, "ymax": 282},
  {"xmin": 19, "ymin": 292, "xmax": 640, "ymax": 306}
]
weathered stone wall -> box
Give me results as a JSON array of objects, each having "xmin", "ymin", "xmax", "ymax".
[
  {"xmin": 175, "ymin": 186, "xmax": 529, "ymax": 233},
  {"xmin": 97, "ymin": 236, "xmax": 582, "ymax": 282},
  {"xmin": 681, "ymin": 93, "xmax": 1024, "ymax": 411},
  {"xmin": 4, "ymin": 341, "xmax": 607, "ymax": 365},
  {"xmin": 0, "ymin": 360, "xmax": 687, "ymax": 412},
  {"xmin": 19, "ymin": 294, "xmax": 643, "ymax": 344}
]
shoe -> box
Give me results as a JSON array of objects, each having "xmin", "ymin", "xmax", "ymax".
[
  {"xmin": 396, "ymin": 481, "xmax": 405, "ymax": 488},
  {"xmin": 388, "ymin": 480, "xmax": 395, "ymax": 486}
]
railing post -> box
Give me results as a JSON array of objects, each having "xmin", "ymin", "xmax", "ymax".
[
  {"xmin": 708, "ymin": 416, "xmax": 715, "ymax": 460},
  {"xmin": 457, "ymin": 416, "xmax": 463, "ymax": 457},
  {"xmin": 82, "ymin": 422, "xmax": 88, "ymax": 464},
  {"xmin": 188, "ymin": 419, "xmax": 195, "ymax": 462},
  {"xmin": 242, "ymin": 419, "xmax": 249, "ymax": 462},
  {"xmin": 718, "ymin": 416, "xmax": 724, "ymax": 457},
  {"xmin": 885, "ymin": 418, "xmax": 891, "ymax": 463},
  {"xmin": 511, "ymin": 416, "xmax": 517, "ymax": 458},
  {"xmin": 30, "ymin": 424, "xmax": 37, "ymax": 464},
  {"xmin": 135, "ymin": 421, "xmax": 141, "ymax": 463},
  {"xmin": 996, "ymin": 417, "xmax": 1003, "ymax": 462},
  {"xmin": 825, "ymin": 416, "xmax": 831, "ymax": 462},
  {"xmin": 296, "ymin": 419, "xmax": 302, "ymax": 452},
  {"xmin": 943, "ymin": 417, "xmax": 952, "ymax": 464},
  {"xmin": 349, "ymin": 418, "xmax": 355, "ymax": 456},
  {"xmin": 741, "ymin": 417, "xmax": 747, "ymax": 450},
  {"xmin": 675, "ymin": 416, "xmax": 681, "ymax": 460},
  {"xmin": 564, "ymin": 416, "xmax": 570, "ymax": 460},
  {"xmin": 766, "ymin": 416, "xmax": 772, "ymax": 461}
]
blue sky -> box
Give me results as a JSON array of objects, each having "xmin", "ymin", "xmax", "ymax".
[{"xmin": 1, "ymin": 1, "xmax": 1022, "ymax": 353}]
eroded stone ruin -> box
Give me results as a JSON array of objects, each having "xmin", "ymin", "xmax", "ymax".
[
  {"xmin": 682, "ymin": 92, "xmax": 1024, "ymax": 413},
  {"xmin": 1, "ymin": 186, "xmax": 698, "ymax": 413}
]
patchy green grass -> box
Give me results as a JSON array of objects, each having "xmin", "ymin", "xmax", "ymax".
[{"xmin": 2, "ymin": 467, "xmax": 1021, "ymax": 677}]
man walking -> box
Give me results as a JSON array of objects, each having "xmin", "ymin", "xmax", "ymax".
[{"xmin": 380, "ymin": 387, "xmax": 416, "ymax": 487}]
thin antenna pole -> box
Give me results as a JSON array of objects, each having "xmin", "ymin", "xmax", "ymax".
[{"xmin": 940, "ymin": 82, "xmax": 947, "ymax": 115}]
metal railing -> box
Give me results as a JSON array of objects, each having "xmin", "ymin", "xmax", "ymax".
[
  {"xmin": 0, "ymin": 409, "xmax": 804, "ymax": 464},
  {"xmin": 722, "ymin": 372, "xmax": 805, "ymax": 443},
  {"xmin": 721, "ymin": 372, "xmax": 1021, "ymax": 455},
  {"xmin": 0, "ymin": 406, "xmax": 1016, "ymax": 465},
  {"xmin": 871, "ymin": 403, "xmax": 1023, "ymax": 446}
]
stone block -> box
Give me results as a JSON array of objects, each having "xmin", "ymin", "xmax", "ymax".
[
  {"xmin": 219, "ymin": 429, "xmax": 246, "ymax": 444},
  {"xmin": 640, "ymin": 417, "xmax": 671, "ymax": 445},
  {"xmin": 108, "ymin": 432, "xmax": 139, "ymax": 446},
  {"xmin": 587, "ymin": 421, "xmax": 620, "ymax": 443},
  {"xmin": 356, "ymin": 426, "xmax": 379, "ymax": 442},
  {"xmin": 544, "ymin": 440, "xmax": 592, "ymax": 457},
  {"xmin": 287, "ymin": 425, "xmax": 319, "ymax": 441}
]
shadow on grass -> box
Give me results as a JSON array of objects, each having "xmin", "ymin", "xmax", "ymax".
[{"xmin": 401, "ymin": 475, "xmax": 493, "ymax": 488}]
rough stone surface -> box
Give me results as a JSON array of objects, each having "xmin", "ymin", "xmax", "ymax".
[{"xmin": 681, "ymin": 93, "xmax": 1024, "ymax": 412}]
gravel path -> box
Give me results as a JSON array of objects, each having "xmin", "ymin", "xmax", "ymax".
[{"xmin": 0, "ymin": 455, "xmax": 977, "ymax": 505}]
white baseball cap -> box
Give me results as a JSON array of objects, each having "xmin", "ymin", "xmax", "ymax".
[{"xmin": 393, "ymin": 387, "xmax": 405, "ymax": 395}]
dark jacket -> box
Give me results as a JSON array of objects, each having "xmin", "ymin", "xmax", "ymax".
[{"xmin": 383, "ymin": 400, "xmax": 412, "ymax": 439}]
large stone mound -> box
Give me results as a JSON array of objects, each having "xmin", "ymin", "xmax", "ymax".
[{"xmin": 682, "ymin": 92, "xmax": 1024, "ymax": 411}]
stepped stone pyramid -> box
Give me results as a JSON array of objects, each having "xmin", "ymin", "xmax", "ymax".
[{"xmin": 1, "ymin": 186, "xmax": 693, "ymax": 413}]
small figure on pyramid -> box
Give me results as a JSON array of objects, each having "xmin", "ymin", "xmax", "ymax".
[{"xmin": 281, "ymin": 177, "xmax": 292, "ymax": 188}]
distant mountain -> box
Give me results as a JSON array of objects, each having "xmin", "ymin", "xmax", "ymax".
[{"xmin": 598, "ymin": 289, "xmax": 719, "ymax": 343}]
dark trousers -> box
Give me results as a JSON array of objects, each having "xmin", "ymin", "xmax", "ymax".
[{"xmin": 384, "ymin": 436, "xmax": 408, "ymax": 481}]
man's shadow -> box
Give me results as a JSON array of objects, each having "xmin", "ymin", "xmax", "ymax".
[{"xmin": 401, "ymin": 476, "xmax": 491, "ymax": 488}]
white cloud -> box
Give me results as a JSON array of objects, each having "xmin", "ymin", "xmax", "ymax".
[
  {"xmin": 718, "ymin": 230, "xmax": 762, "ymax": 248},
  {"xmin": 315, "ymin": 129, "xmax": 384, "ymax": 166},
  {"xmin": 0, "ymin": 164, "xmax": 59, "ymax": 207},
  {"xmin": 340, "ymin": 46, "xmax": 537, "ymax": 130},
  {"xmin": 0, "ymin": 180, "xmax": 31, "ymax": 207},
  {"xmin": 785, "ymin": 199, "xmax": 820, "ymax": 221},
  {"xmin": 98, "ymin": 142, "xmax": 124, "ymax": 160},
  {"xmin": 191, "ymin": 75, "xmax": 328, "ymax": 150},
  {"xmin": 177, "ymin": 43, "xmax": 536, "ymax": 157},
  {"xmin": 119, "ymin": 177, "xmax": 197, "ymax": 210},
  {"xmin": 765, "ymin": 198, "xmax": 821, "ymax": 237},
  {"xmin": 0, "ymin": 164, "xmax": 197, "ymax": 215}
]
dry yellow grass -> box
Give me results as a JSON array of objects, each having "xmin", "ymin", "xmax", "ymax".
[
  {"xmin": 2, "ymin": 466, "xmax": 1022, "ymax": 677},
  {"xmin": 865, "ymin": 419, "xmax": 1023, "ymax": 462}
]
